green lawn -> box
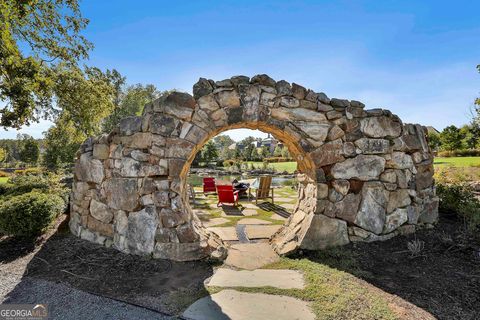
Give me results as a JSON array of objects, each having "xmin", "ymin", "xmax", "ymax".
[
  {"xmin": 434, "ymin": 156, "xmax": 480, "ymax": 167},
  {"xmin": 0, "ymin": 177, "xmax": 8, "ymax": 184},
  {"xmin": 247, "ymin": 161, "xmax": 297, "ymax": 173}
]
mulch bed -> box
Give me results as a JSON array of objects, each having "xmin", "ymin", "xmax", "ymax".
[
  {"xmin": 1, "ymin": 212, "xmax": 479, "ymax": 319},
  {"xmin": 0, "ymin": 216, "xmax": 216, "ymax": 315},
  {"xmin": 304, "ymin": 213, "xmax": 480, "ymax": 320}
]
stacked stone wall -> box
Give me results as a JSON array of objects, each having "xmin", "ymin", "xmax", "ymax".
[{"xmin": 70, "ymin": 74, "xmax": 438, "ymax": 261}]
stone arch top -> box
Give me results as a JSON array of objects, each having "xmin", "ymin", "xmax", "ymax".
[{"xmin": 70, "ymin": 74, "xmax": 438, "ymax": 261}]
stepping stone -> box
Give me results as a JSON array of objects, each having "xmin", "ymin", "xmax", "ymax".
[
  {"xmin": 225, "ymin": 243, "xmax": 279, "ymax": 270},
  {"xmin": 203, "ymin": 218, "xmax": 230, "ymax": 227},
  {"xmin": 245, "ymin": 225, "xmax": 282, "ymax": 239},
  {"xmin": 207, "ymin": 268, "xmax": 305, "ymax": 289},
  {"xmin": 242, "ymin": 203, "xmax": 258, "ymax": 209},
  {"xmin": 207, "ymin": 227, "xmax": 238, "ymax": 241},
  {"xmin": 237, "ymin": 218, "xmax": 272, "ymax": 225},
  {"xmin": 182, "ymin": 289, "xmax": 314, "ymax": 320},
  {"xmin": 241, "ymin": 209, "xmax": 258, "ymax": 216}
]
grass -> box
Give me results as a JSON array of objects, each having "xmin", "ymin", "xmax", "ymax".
[
  {"xmin": 434, "ymin": 156, "xmax": 480, "ymax": 167},
  {"xmin": 246, "ymin": 161, "xmax": 297, "ymax": 173},
  {"xmin": 208, "ymin": 250, "xmax": 398, "ymax": 320},
  {"xmin": 0, "ymin": 177, "xmax": 8, "ymax": 184}
]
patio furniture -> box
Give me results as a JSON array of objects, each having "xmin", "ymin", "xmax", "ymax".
[
  {"xmin": 216, "ymin": 184, "xmax": 240, "ymax": 207},
  {"xmin": 251, "ymin": 176, "xmax": 274, "ymax": 204},
  {"xmin": 203, "ymin": 177, "xmax": 216, "ymax": 194},
  {"xmin": 188, "ymin": 184, "xmax": 197, "ymax": 204}
]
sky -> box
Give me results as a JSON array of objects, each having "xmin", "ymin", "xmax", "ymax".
[{"xmin": 2, "ymin": 0, "xmax": 480, "ymax": 141}]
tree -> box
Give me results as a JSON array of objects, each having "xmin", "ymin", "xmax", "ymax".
[
  {"xmin": 273, "ymin": 145, "xmax": 283, "ymax": 157},
  {"xmin": 102, "ymin": 83, "xmax": 161, "ymax": 133},
  {"xmin": 18, "ymin": 134, "xmax": 39, "ymax": 165},
  {"xmin": 1, "ymin": 0, "xmax": 93, "ymax": 128},
  {"xmin": 43, "ymin": 115, "xmax": 85, "ymax": 170},
  {"xmin": 214, "ymin": 135, "xmax": 235, "ymax": 160},
  {"xmin": 460, "ymin": 124, "xmax": 479, "ymax": 149},
  {"xmin": 281, "ymin": 146, "xmax": 291, "ymax": 158},
  {"xmin": 201, "ymin": 141, "xmax": 218, "ymax": 164},
  {"xmin": 439, "ymin": 125, "xmax": 463, "ymax": 151},
  {"xmin": 240, "ymin": 136, "xmax": 256, "ymax": 161},
  {"xmin": 0, "ymin": 147, "xmax": 6, "ymax": 163},
  {"xmin": 428, "ymin": 132, "xmax": 441, "ymax": 151}
]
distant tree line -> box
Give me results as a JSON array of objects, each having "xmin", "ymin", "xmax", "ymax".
[
  {"xmin": 192, "ymin": 135, "xmax": 291, "ymax": 167},
  {"xmin": 0, "ymin": 134, "xmax": 40, "ymax": 167}
]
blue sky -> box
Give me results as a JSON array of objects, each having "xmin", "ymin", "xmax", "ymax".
[{"xmin": 2, "ymin": 0, "xmax": 480, "ymax": 141}]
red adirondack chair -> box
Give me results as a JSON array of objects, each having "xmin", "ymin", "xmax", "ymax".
[
  {"xmin": 203, "ymin": 177, "xmax": 216, "ymax": 194},
  {"xmin": 216, "ymin": 184, "xmax": 240, "ymax": 207}
]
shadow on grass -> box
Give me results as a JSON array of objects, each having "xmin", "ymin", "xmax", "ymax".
[{"xmin": 257, "ymin": 202, "xmax": 291, "ymax": 218}]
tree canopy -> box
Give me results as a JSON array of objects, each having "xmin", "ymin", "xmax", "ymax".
[{"xmin": 0, "ymin": 0, "xmax": 93, "ymax": 128}]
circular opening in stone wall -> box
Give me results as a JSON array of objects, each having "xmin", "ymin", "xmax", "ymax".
[{"xmin": 178, "ymin": 123, "xmax": 318, "ymax": 253}]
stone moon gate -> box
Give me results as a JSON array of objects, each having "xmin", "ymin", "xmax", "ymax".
[{"xmin": 70, "ymin": 74, "xmax": 438, "ymax": 261}]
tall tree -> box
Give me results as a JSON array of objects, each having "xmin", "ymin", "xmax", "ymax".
[
  {"xmin": 42, "ymin": 114, "xmax": 85, "ymax": 170},
  {"xmin": 1, "ymin": 0, "xmax": 93, "ymax": 128},
  {"xmin": 201, "ymin": 141, "xmax": 218, "ymax": 164},
  {"xmin": 0, "ymin": 147, "xmax": 6, "ymax": 163},
  {"xmin": 102, "ymin": 83, "xmax": 161, "ymax": 133},
  {"xmin": 439, "ymin": 125, "xmax": 463, "ymax": 151},
  {"xmin": 18, "ymin": 134, "xmax": 39, "ymax": 165}
]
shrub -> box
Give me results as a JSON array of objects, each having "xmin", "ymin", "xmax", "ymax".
[
  {"xmin": 0, "ymin": 170, "xmax": 9, "ymax": 178},
  {"xmin": 13, "ymin": 167, "xmax": 43, "ymax": 176},
  {"xmin": 223, "ymin": 159, "xmax": 235, "ymax": 167},
  {"xmin": 0, "ymin": 191, "xmax": 65, "ymax": 237},
  {"xmin": 437, "ymin": 183, "xmax": 480, "ymax": 232},
  {"xmin": 437, "ymin": 149, "xmax": 480, "ymax": 157},
  {"xmin": 263, "ymin": 157, "xmax": 293, "ymax": 163}
]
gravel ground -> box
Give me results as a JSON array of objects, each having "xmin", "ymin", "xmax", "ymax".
[{"xmin": 2, "ymin": 277, "xmax": 174, "ymax": 320}]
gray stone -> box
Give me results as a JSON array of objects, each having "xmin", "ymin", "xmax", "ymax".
[
  {"xmin": 330, "ymin": 98, "xmax": 350, "ymax": 108},
  {"xmin": 89, "ymin": 199, "xmax": 113, "ymax": 223},
  {"xmin": 271, "ymin": 107, "xmax": 327, "ymax": 122},
  {"xmin": 331, "ymin": 155, "xmax": 386, "ymax": 181},
  {"xmin": 93, "ymin": 144, "xmax": 109, "ymax": 160},
  {"xmin": 354, "ymin": 138, "xmax": 390, "ymax": 154},
  {"xmin": 355, "ymin": 182, "xmax": 389, "ymax": 234},
  {"xmin": 387, "ymin": 152, "xmax": 414, "ymax": 169},
  {"xmin": 297, "ymin": 122, "xmax": 330, "ymax": 145},
  {"xmin": 251, "ymin": 74, "xmax": 276, "ymax": 86},
  {"xmin": 104, "ymin": 178, "xmax": 138, "ymax": 211},
  {"xmin": 127, "ymin": 206, "xmax": 158, "ymax": 255},
  {"xmin": 387, "ymin": 189, "xmax": 411, "ymax": 213},
  {"xmin": 300, "ymin": 214, "xmax": 349, "ymax": 249},
  {"xmin": 75, "ymin": 153, "xmax": 105, "ymax": 184},
  {"xmin": 380, "ymin": 169, "xmax": 397, "ymax": 183},
  {"xmin": 183, "ymin": 289, "xmax": 315, "ymax": 320},
  {"xmin": 332, "ymin": 179, "xmax": 350, "ymax": 195},
  {"xmin": 216, "ymin": 90, "xmax": 241, "ymax": 108},
  {"xmin": 207, "ymin": 268, "xmax": 305, "ymax": 289},
  {"xmin": 310, "ymin": 139, "xmax": 345, "ymax": 167},
  {"xmin": 275, "ymin": 80, "xmax": 292, "ymax": 96},
  {"xmin": 119, "ymin": 116, "xmax": 142, "ymax": 135},
  {"xmin": 360, "ymin": 116, "xmax": 402, "ymax": 138},
  {"xmin": 383, "ymin": 208, "xmax": 408, "ymax": 233},
  {"xmin": 193, "ymin": 77, "xmax": 214, "ymax": 98}
]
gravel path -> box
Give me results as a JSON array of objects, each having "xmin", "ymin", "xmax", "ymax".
[{"xmin": 2, "ymin": 277, "xmax": 174, "ymax": 320}]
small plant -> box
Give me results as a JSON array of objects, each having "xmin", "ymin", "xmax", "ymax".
[
  {"xmin": 437, "ymin": 183, "xmax": 480, "ymax": 232},
  {"xmin": 407, "ymin": 238, "xmax": 425, "ymax": 258}
]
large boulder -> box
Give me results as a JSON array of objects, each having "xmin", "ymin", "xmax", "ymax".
[
  {"xmin": 127, "ymin": 206, "xmax": 159, "ymax": 255},
  {"xmin": 300, "ymin": 214, "xmax": 349, "ymax": 249},
  {"xmin": 331, "ymin": 155, "xmax": 385, "ymax": 181},
  {"xmin": 355, "ymin": 182, "xmax": 389, "ymax": 234},
  {"xmin": 360, "ymin": 116, "xmax": 402, "ymax": 138}
]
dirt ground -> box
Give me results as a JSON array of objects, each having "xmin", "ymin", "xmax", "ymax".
[
  {"xmin": 1, "ymin": 212, "xmax": 479, "ymax": 319},
  {"xmin": 301, "ymin": 213, "xmax": 480, "ymax": 320}
]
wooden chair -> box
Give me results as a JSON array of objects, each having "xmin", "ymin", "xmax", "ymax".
[
  {"xmin": 216, "ymin": 184, "xmax": 240, "ymax": 207},
  {"xmin": 252, "ymin": 176, "xmax": 274, "ymax": 204},
  {"xmin": 188, "ymin": 184, "xmax": 197, "ymax": 204},
  {"xmin": 203, "ymin": 177, "xmax": 216, "ymax": 194}
]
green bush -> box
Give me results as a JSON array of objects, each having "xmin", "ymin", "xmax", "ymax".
[
  {"xmin": 0, "ymin": 191, "xmax": 65, "ymax": 237},
  {"xmin": 0, "ymin": 170, "xmax": 9, "ymax": 178},
  {"xmin": 223, "ymin": 159, "xmax": 235, "ymax": 167},
  {"xmin": 437, "ymin": 183, "xmax": 480, "ymax": 232},
  {"xmin": 263, "ymin": 157, "xmax": 293, "ymax": 163},
  {"xmin": 437, "ymin": 149, "xmax": 480, "ymax": 157},
  {"xmin": 2, "ymin": 175, "xmax": 50, "ymax": 197}
]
